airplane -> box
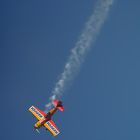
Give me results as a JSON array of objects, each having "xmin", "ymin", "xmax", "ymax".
[{"xmin": 28, "ymin": 99, "xmax": 64, "ymax": 136}]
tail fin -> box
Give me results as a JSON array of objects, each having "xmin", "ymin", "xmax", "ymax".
[{"xmin": 52, "ymin": 99, "xmax": 64, "ymax": 111}]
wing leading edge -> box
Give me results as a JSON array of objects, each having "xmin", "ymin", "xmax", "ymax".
[{"xmin": 44, "ymin": 120, "xmax": 60, "ymax": 136}]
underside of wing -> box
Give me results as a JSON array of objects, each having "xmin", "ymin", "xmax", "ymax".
[
  {"xmin": 29, "ymin": 106, "xmax": 46, "ymax": 121},
  {"xmin": 44, "ymin": 120, "xmax": 60, "ymax": 136}
]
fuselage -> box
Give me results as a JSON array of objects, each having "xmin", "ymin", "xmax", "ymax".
[{"xmin": 34, "ymin": 107, "xmax": 57, "ymax": 129}]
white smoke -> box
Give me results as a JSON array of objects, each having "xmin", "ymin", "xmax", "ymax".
[{"xmin": 45, "ymin": 0, "xmax": 114, "ymax": 109}]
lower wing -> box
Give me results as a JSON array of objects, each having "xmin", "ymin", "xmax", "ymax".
[{"xmin": 44, "ymin": 120, "xmax": 60, "ymax": 136}]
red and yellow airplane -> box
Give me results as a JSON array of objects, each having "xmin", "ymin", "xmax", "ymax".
[{"xmin": 28, "ymin": 99, "xmax": 64, "ymax": 136}]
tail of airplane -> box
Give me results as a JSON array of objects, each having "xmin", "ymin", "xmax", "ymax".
[{"xmin": 52, "ymin": 99, "xmax": 64, "ymax": 112}]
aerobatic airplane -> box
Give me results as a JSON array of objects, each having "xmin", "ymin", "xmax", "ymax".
[{"xmin": 28, "ymin": 99, "xmax": 64, "ymax": 136}]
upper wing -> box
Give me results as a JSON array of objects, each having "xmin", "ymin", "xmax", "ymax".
[
  {"xmin": 28, "ymin": 106, "xmax": 46, "ymax": 121},
  {"xmin": 44, "ymin": 120, "xmax": 60, "ymax": 136}
]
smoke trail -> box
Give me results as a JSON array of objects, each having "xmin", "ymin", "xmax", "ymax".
[{"xmin": 45, "ymin": 0, "xmax": 114, "ymax": 109}]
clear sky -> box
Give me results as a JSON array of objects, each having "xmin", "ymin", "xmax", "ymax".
[{"xmin": 1, "ymin": 0, "xmax": 140, "ymax": 140}]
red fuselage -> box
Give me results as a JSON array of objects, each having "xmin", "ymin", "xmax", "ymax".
[{"xmin": 34, "ymin": 108, "xmax": 57, "ymax": 129}]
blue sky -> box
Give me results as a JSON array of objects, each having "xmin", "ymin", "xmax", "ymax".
[{"xmin": 1, "ymin": 0, "xmax": 140, "ymax": 140}]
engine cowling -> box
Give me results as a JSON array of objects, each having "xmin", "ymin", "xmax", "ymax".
[
  {"xmin": 34, "ymin": 121, "xmax": 42, "ymax": 128},
  {"xmin": 34, "ymin": 118, "xmax": 47, "ymax": 129}
]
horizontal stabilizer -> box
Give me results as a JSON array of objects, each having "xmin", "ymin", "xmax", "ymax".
[{"xmin": 52, "ymin": 99, "xmax": 64, "ymax": 111}]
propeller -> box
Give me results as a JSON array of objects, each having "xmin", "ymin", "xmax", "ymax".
[{"xmin": 35, "ymin": 129, "xmax": 40, "ymax": 134}]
